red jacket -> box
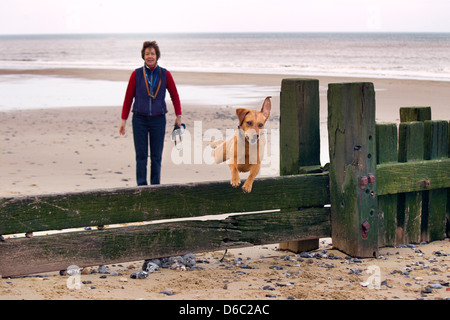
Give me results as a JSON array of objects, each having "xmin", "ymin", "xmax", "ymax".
[{"xmin": 121, "ymin": 67, "xmax": 181, "ymax": 120}]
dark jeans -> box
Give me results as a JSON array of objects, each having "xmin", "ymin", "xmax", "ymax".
[{"xmin": 132, "ymin": 114, "xmax": 166, "ymax": 185}]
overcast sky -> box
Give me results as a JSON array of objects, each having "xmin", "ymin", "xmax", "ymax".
[{"xmin": 1, "ymin": 0, "xmax": 449, "ymax": 34}]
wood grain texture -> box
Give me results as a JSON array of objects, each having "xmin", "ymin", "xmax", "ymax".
[
  {"xmin": 0, "ymin": 174, "xmax": 330, "ymax": 235},
  {"xmin": 0, "ymin": 208, "xmax": 331, "ymax": 277}
]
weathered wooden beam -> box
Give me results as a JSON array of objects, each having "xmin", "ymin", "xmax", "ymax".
[
  {"xmin": 0, "ymin": 174, "xmax": 330, "ymax": 235},
  {"xmin": 377, "ymin": 159, "xmax": 450, "ymax": 195},
  {"xmin": 376, "ymin": 123, "xmax": 398, "ymax": 247},
  {"xmin": 328, "ymin": 82, "xmax": 378, "ymax": 257},
  {"xmin": 0, "ymin": 208, "xmax": 331, "ymax": 277}
]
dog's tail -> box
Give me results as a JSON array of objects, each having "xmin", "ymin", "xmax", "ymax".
[
  {"xmin": 209, "ymin": 140, "xmax": 224, "ymax": 149},
  {"xmin": 210, "ymin": 139, "xmax": 229, "ymax": 164}
]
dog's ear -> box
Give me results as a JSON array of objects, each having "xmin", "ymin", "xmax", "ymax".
[
  {"xmin": 260, "ymin": 96, "xmax": 271, "ymax": 120},
  {"xmin": 236, "ymin": 108, "xmax": 250, "ymax": 126}
]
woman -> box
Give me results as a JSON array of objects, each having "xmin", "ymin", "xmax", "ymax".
[{"xmin": 119, "ymin": 41, "xmax": 182, "ymax": 185}]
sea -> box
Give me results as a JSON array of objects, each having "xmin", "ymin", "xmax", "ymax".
[{"xmin": 1, "ymin": 32, "xmax": 450, "ymax": 111}]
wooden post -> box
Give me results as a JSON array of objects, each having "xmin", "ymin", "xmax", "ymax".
[
  {"xmin": 448, "ymin": 120, "xmax": 450, "ymax": 238},
  {"xmin": 400, "ymin": 107, "xmax": 431, "ymax": 123},
  {"xmin": 328, "ymin": 82, "xmax": 378, "ymax": 257},
  {"xmin": 398, "ymin": 121, "xmax": 424, "ymax": 244},
  {"xmin": 376, "ymin": 123, "xmax": 398, "ymax": 247},
  {"xmin": 398, "ymin": 107, "xmax": 432, "ymax": 244},
  {"xmin": 279, "ymin": 78, "xmax": 321, "ymax": 253},
  {"xmin": 280, "ymin": 79, "xmax": 320, "ymax": 175},
  {"xmin": 423, "ymin": 120, "xmax": 448, "ymax": 241}
]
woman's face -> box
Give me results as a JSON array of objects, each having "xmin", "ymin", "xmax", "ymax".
[{"xmin": 144, "ymin": 47, "xmax": 157, "ymax": 68}]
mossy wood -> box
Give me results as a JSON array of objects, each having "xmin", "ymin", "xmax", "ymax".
[
  {"xmin": 423, "ymin": 120, "xmax": 448, "ymax": 242},
  {"xmin": 377, "ymin": 108, "xmax": 449, "ymax": 245},
  {"xmin": 377, "ymin": 159, "xmax": 450, "ymax": 195},
  {"xmin": 376, "ymin": 123, "xmax": 398, "ymax": 247},
  {"xmin": 0, "ymin": 174, "xmax": 330, "ymax": 235},
  {"xmin": 0, "ymin": 208, "xmax": 331, "ymax": 277},
  {"xmin": 279, "ymin": 78, "xmax": 321, "ymax": 251},
  {"xmin": 327, "ymin": 82, "xmax": 378, "ymax": 257},
  {"xmin": 1, "ymin": 81, "xmax": 449, "ymax": 277},
  {"xmin": 280, "ymin": 78, "xmax": 320, "ymax": 175}
]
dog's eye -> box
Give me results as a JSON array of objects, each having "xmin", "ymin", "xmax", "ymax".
[
  {"xmin": 258, "ymin": 123, "xmax": 263, "ymax": 128},
  {"xmin": 246, "ymin": 121, "xmax": 253, "ymax": 126}
]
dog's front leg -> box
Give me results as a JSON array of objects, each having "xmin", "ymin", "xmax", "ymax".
[
  {"xmin": 229, "ymin": 163, "xmax": 241, "ymax": 187},
  {"xmin": 242, "ymin": 164, "xmax": 260, "ymax": 193}
]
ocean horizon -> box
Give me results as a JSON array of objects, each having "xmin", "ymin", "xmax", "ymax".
[
  {"xmin": 1, "ymin": 32, "xmax": 449, "ymax": 111},
  {"xmin": 1, "ymin": 32, "xmax": 449, "ymax": 81}
]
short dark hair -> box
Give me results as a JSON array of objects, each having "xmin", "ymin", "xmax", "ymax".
[{"xmin": 141, "ymin": 41, "xmax": 161, "ymax": 60}]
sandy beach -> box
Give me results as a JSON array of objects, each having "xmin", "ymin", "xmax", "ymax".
[{"xmin": 0, "ymin": 68, "xmax": 449, "ymax": 300}]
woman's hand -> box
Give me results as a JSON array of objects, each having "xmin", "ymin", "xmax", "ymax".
[
  {"xmin": 119, "ymin": 119, "xmax": 127, "ymax": 135},
  {"xmin": 175, "ymin": 115, "xmax": 182, "ymax": 128}
]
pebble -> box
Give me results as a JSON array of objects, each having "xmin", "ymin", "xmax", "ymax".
[
  {"xmin": 269, "ymin": 265, "xmax": 283, "ymax": 270},
  {"xmin": 396, "ymin": 244, "xmax": 416, "ymax": 248},
  {"xmin": 421, "ymin": 287, "xmax": 433, "ymax": 294},
  {"xmin": 143, "ymin": 262, "xmax": 159, "ymax": 273},
  {"xmin": 98, "ymin": 265, "xmax": 109, "ymax": 274},
  {"xmin": 300, "ymin": 252, "xmax": 313, "ymax": 258},
  {"xmin": 160, "ymin": 290, "xmax": 174, "ymax": 296},
  {"xmin": 142, "ymin": 253, "xmax": 198, "ymax": 271},
  {"xmin": 276, "ymin": 282, "xmax": 292, "ymax": 287},
  {"xmin": 130, "ymin": 271, "xmax": 148, "ymax": 279},
  {"xmin": 349, "ymin": 268, "xmax": 362, "ymax": 275}
]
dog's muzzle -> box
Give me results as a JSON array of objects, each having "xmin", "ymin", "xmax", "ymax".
[{"xmin": 248, "ymin": 135, "xmax": 259, "ymax": 144}]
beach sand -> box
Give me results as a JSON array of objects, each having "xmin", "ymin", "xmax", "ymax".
[{"xmin": 0, "ymin": 68, "xmax": 449, "ymax": 300}]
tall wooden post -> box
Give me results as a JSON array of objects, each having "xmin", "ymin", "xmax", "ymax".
[
  {"xmin": 279, "ymin": 79, "xmax": 321, "ymax": 253},
  {"xmin": 376, "ymin": 123, "xmax": 398, "ymax": 247},
  {"xmin": 423, "ymin": 120, "xmax": 448, "ymax": 241},
  {"xmin": 280, "ymin": 79, "xmax": 321, "ymax": 175},
  {"xmin": 448, "ymin": 120, "xmax": 450, "ymax": 238},
  {"xmin": 398, "ymin": 107, "xmax": 428, "ymax": 244},
  {"xmin": 328, "ymin": 82, "xmax": 378, "ymax": 257}
]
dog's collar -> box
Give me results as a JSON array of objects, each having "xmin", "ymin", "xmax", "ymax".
[{"xmin": 238, "ymin": 126, "xmax": 245, "ymax": 139}]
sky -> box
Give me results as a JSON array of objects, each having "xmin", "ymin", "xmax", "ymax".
[{"xmin": 1, "ymin": 0, "xmax": 449, "ymax": 35}]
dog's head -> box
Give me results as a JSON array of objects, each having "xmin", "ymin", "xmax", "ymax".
[{"xmin": 236, "ymin": 96, "xmax": 271, "ymax": 144}]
